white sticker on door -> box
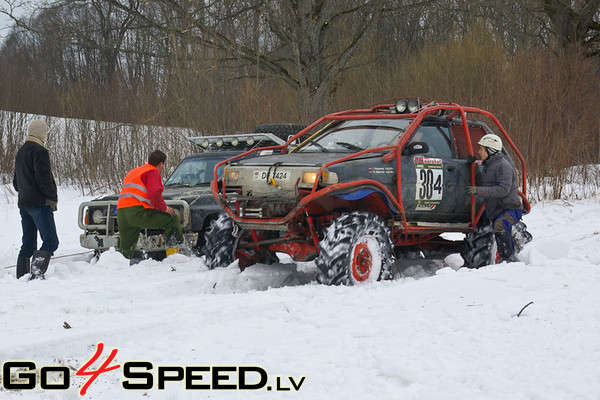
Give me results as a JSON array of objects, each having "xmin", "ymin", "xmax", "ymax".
[{"xmin": 413, "ymin": 156, "xmax": 443, "ymax": 211}]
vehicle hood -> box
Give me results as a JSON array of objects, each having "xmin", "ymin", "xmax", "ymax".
[
  {"xmin": 91, "ymin": 186, "xmax": 213, "ymax": 203},
  {"xmin": 231, "ymin": 151, "xmax": 379, "ymax": 167},
  {"xmin": 163, "ymin": 185, "xmax": 214, "ymax": 201}
]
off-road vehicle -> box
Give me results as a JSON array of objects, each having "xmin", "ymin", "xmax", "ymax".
[
  {"xmin": 207, "ymin": 99, "xmax": 532, "ymax": 284},
  {"xmin": 78, "ymin": 125, "xmax": 305, "ymax": 259}
]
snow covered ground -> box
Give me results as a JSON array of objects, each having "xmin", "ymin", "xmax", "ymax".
[{"xmin": 1, "ymin": 185, "xmax": 600, "ymax": 399}]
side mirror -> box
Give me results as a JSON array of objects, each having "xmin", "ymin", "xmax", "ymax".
[
  {"xmin": 286, "ymin": 135, "xmax": 300, "ymax": 148},
  {"xmin": 402, "ymin": 141, "xmax": 430, "ymax": 156}
]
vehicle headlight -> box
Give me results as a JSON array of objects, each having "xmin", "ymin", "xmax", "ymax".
[
  {"xmin": 301, "ymin": 170, "xmax": 333, "ymax": 185},
  {"xmin": 302, "ymin": 172, "xmax": 318, "ymax": 184},
  {"xmin": 228, "ymin": 170, "xmax": 239, "ymax": 182},
  {"xmin": 231, "ymin": 137, "xmax": 239, "ymax": 146},
  {"xmin": 92, "ymin": 209, "xmax": 105, "ymax": 224}
]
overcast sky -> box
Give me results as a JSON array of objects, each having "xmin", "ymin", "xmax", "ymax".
[
  {"xmin": 0, "ymin": 0, "xmax": 42, "ymax": 41},
  {"xmin": 0, "ymin": 0, "xmax": 20, "ymax": 41},
  {"xmin": 0, "ymin": 1, "xmax": 12, "ymax": 39}
]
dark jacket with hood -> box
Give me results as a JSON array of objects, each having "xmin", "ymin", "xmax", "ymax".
[
  {"xmin": 13, "ymin": 140, "xmax": 58, "ymax": 208},
  {"xmin": 475, "ymin": 152, "xmax": 522, "ymax": 220}
]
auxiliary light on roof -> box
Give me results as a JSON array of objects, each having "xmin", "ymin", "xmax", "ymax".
[
  {"xmin": 188, "ymin": 133, "xmax": 286, "ymax": 151},
  {"xmin": 392, "ymin": 98, "xmax": 422, "ymax": 114}
]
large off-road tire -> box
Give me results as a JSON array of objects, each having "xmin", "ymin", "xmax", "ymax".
[
  {"xmin": 512, "ymin": 221, "xmax": 533, "ymax": 252},
  {"xmin": 203, "ymin": 213, "xmax": 280, "ymax": 271},
  {"xmin": 191, "ymin": 214, "xmax": 221, "ymax": 257},
  {"xmin": 316, "ymin": 212, "xmax": 396, "ymax": 285},
  {"xmin": 461, "ymin": 220, "xmax": 533, "ymax": 268},
  {"xmin": 203, "ymin": 213, "xmax": 236, "ymax": 269},
  {"xmin": 253, "ymin": 123, "xmax": 307, "ymax": 141},
  {"xmin": 461, "ymin": 224, "xmax": 497, "ymax": 269}
]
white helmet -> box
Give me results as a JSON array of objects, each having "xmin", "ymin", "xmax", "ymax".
[{"xmin": 478, "ymin": 134, "xmax": 502, "ymax": 153}]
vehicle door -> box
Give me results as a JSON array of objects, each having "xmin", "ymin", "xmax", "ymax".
[
  {"xmin": 400, "ymin": 120, "xmax": 471, "ymax": 223},
  {"xmin": 451, "ymin": 122, "xmax": 494, "ymax": 220}
]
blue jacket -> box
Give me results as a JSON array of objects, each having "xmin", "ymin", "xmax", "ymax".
[{"xmin": 476, "ymin": 153, "xmax": 522, "ymax": 220}]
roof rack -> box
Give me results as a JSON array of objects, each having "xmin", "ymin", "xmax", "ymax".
[{"xmin": 188, "ymin": 133, "xmax": 286, "ymax": 151}]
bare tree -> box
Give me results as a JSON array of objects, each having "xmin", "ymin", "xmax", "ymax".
[
  {"xmin": 451, "ymin": 0, "xmax": 600, "ymax": 56},
  {"xmin": 542, "ymin": 0, "xmax": 600, "ymax": 55},
  {"xmin": 105, "ymin": 0, "xmax": 398, "ymax": 120}
]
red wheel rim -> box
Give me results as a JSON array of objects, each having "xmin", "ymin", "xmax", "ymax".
[{"xmin": 352, "ymin": 242, "xmax": 373, "ymax": 282}]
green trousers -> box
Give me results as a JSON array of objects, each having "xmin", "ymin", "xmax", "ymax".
[{"xmin": 116, "ymin": 205, "xmax": 183, "ymax": 259}]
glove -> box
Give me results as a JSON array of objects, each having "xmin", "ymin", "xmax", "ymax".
[
  {"xmin": 466, "ymin": 186, "xmax": 478, "ymax": 195},
  {"xmin": 466, "ymin": 155, "xmax": 477, "ymax": 164},
  {"xmin": 45, "ymin": 199, "xmax": 58, "ymax": 211}
]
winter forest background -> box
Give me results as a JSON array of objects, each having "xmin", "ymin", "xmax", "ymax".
[{"xmin": 0, "ymin": 0, "xmax": 599, "ymax": 198}]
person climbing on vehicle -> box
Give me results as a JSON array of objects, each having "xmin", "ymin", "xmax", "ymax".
[
  {"xmin": 117, "ymin": 150, "xmax": 183, "ymax": 264},
  {"xmin": 466, "ymin": 134, "xmax": 523, "ymax": 263},
  {"xmin": 13, "ymin": 119, "xmax": 59, "ymax": 280}
]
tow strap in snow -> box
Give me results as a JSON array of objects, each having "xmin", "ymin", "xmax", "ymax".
[{"xmin": 3, "ymin": 250, "xmax": 94, "ymax": 269}]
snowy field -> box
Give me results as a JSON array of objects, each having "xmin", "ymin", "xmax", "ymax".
[{"xmin": 1, "ymin": 185, "xmax": 600, "ymax": 399}]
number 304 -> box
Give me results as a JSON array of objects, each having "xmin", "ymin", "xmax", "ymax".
[{"xmin": 418, "ymin": 169, "xmax": 442, "ymax": 199}]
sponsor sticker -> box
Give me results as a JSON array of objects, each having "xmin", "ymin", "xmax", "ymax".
[
  {"xmin": 368, "ymin": 167, "xmax": 395, "ymax": 175},
  {"xmin": 413, "ymin": 156, "xmax": 443, "ymax": 211}
]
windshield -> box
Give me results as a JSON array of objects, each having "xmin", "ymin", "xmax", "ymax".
[
  {"xmin": 296, "ymin": 119, "xmax": 410, "ymax": 153},
  {"xmin": 165, "ymin": 157, "xmax": 225, "ymax": 187}
]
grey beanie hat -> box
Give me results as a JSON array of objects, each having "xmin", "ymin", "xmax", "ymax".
[{"xmin": 28, "ymin": 119, "xmax": 50, "ymax": 143}]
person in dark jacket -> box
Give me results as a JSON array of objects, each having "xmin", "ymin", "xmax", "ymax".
[
  {"xmin": 13, "ymin": 119, "xmax": 59, "ymax": 279},
  {"xmin": 467, "ymin": 134, "xmax": 523, "ymax": 263},
  {"xmin": 116, "ymin": 150, "xmax": 183, "ymax": 264}
]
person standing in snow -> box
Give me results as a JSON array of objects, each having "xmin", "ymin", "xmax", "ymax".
[
  {"xmin": 116, "ymin": 150, "xmax": 183, "ymax": 264},
  {"xmin": 466, "ymin": 134, "xmax": 523, "ymax": 263},
  {"xmin": 13, "ymin": 119, "xmax": 59, "ymax": 279}
]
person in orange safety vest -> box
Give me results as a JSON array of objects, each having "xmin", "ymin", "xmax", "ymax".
[{"xmin": 116, "ymin": 150, "xmax": 183, "ymax": 264}]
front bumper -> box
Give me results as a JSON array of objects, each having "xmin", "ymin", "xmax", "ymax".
[
  {"xmin": 80, "ymin": 232, "xmax": 199, "ymax": 252},
  {"xmin": 78, "ymin": 199, "xmax": 197, "ymax": 252}
]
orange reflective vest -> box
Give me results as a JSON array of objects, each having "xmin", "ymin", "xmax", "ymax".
[{"xmin": 117, "ymin": 163, "xmax": 157, "ymax": 210}]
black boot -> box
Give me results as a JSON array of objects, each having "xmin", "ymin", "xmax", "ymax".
[
  {"xmin": 30, "ymin": 250, "xmax": 52, "ymax": 280},
  {"xmin": 495, "ymin": 231, "xmax": 517, "ymax": 263},
  {"xmin": 129, "ymin": 250, "xmax": 146, "ymax": 266},
  {"xmin": 16, "ymin": 257, "xmax": 30, "ymax": 279}
]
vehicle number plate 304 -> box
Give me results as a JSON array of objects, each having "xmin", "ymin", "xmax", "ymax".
[{"xmin": 253, "ymin": 169, "xmax": 290, "ymax": 181}]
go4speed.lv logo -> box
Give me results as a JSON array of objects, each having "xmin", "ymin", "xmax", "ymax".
[{"xmin": 2, "ymin": 343, "xmax": 306, "ymax": 395}]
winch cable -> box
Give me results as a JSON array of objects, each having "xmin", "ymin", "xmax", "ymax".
[
  {"xmin": 266, "ymin": 162, "xmax": 283, "ymax": 185},
  {"xmin": 4, "ymin": 250, "xmax": 94, "ymax": 269}
]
